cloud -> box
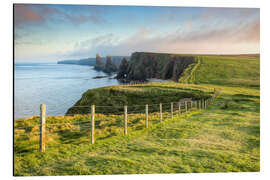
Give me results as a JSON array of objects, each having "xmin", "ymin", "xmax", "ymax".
[
  {"xmin": 200, "ymin": 7, "xmax": 259, "ymax": 21},
  {"xmin": 63, "ymin": 13, "xmax": 104, "ymax": 25},
  {"xmin": 67, "ymin": 18, "xmax": 259, "ymax": 58},
  {"xmin": 14, "ymin": 4, "xmax": 105, "ymax": 27},
  {"xmin": 172, "ymin": 19, "xmax": 260, "ymax": 44},
  {"xmin": 14, "ymin": 4, "xmax": 44, "ymax": 25},
  {"xmin": 14, "ymin": 6, "xmax": 260, "ymax": 61},
  {"xmin": 66, "ymin": 33, "xmax": 119, "ymax": 58},
  {"xmin": 18, "ymin": 15, "xmax": 259, "ymax": 61}
]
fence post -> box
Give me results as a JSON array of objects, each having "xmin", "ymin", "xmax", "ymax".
[
  {"xmin": 91, "ymin": 105, "xmax": 95, "ymax": 144},
  {"xmin": 40, "ymin": 104, "xmax": 46, "ymax": 152},
  {"xmin": 171, "ymin": 102, "xmax": 173, "ymax": 118},
  {"xmin": 178, "ymin": 102, "xmax": 181, "ymax": 115},
  {"xmin": 145, "ymin": 104, "xmax": 148, "ymax": 128},
  {"xmin": 124, "ymin": 105, "xmax": 127, "ymax": 135},
  {"xmin": 160, "ymin": 103, "xmax": 162, "ymax": 122},
  {"xmin": 185, "ymin": 101, "xmax": 188, "ymax": 113},
  {"xmin": 201, "ymin": 100, "xmax": 204, "ymax": 109},
  {"xmin": 198, "ymin": 100, "xmax": 201, "ymax": 109}
]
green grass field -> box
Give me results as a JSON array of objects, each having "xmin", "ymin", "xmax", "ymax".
[
  {"xmin": 14, "ymin": 54, "xmax": 260, "ymax": 176},
  {"xmin": 179, "ymin": 55, "xmax": 260, "ymax": 88}
]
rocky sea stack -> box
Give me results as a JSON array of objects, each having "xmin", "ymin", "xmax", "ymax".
[
  {"xmin": 94, "ymin": 54, "xmax": 105, "ymax": 71},
  {"xmin": 104, "ymin": 56, "xmax": 117, "ymax": 73}
]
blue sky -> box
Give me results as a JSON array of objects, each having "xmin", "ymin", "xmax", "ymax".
[{"xmin": 14, "ymin": 4, "xmax": 260, "ymax": 62}]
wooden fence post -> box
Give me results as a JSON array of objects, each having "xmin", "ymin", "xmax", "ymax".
[
  {"xmin": 40, "ymin": 104, "xmax": 46, "ymax": 152},
  {"xmin": 124, "ymin": 105, "xmax": 127, "ymax": 135},
  {"xmin": 160, "ymin": 103, "xmax": 162, "ymax": 122},
  {"xmin": 145, "ymin": 104, "xmax": 148, "ymax": 128},
  {"xmin": 91, "ymin": 105, "xmax": 95, "ymax": 144},
  {"xmin": 202, "ymin": 100, "xmax": 204, "ymax": 109},
  {"xmin": 203, "ymin": 99, "xmax": 205, "ymax": 109},
  {"xmin": 198, "ymin": 100, "xmax": 201, "ymax": 109},
  {"xmin": 185, "ymin": 101, "xmax": 188, "ymax": 113},
  {"xmin": 171, "ymin": 102, "xmax": 173, "ymax": 118},
  {"xmin": 178, "ymin": 102, "xmax": 181, "ymax": 115}
]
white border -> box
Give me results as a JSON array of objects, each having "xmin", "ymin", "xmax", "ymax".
[{"xmin": 1, "ymin": 0, "xmax": 269, "ymax": 180}]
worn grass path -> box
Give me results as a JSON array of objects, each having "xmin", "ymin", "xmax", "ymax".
[{"xmin": 14, "ymin": 84, "xmax": 260, "ymax": 176}]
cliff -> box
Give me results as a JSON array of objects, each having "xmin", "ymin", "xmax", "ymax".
[
  {"xmin": 94, "ymin": 54, "xmax": 130, "ymax": 73},
  {"xmin": 116, "ymin": 58, "xmax": 129, "ymax": 79},
  {"xmin": 104, "ymin": 56, "xmax": 118, "ymax": 73},
  {"xmin": 116, "ymin": 52, "xmax": 195, "ymax": 82},
  {"xmin": 58, "ymin": 55, "xmax": 129, "ymax": 73},
  {"xmin": 94, "ymin": 54, "xmax": 105, "ymax": 71}
]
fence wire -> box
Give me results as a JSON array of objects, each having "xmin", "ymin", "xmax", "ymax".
[{"xmin": 14, "ymin": 90, "xmax": 221, "ymax": 153}]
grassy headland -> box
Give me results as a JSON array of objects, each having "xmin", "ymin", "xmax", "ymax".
[
  {"xmin": 14, "ymin": 54, "xmax": 260, "ymax": 175},
  {"xmin": 66, "ymin": 83, "xmax": 212, "ymax": 115},
  {"xmin": 179, "ymin": 55, "xmax": 260, "ymax": 88}
]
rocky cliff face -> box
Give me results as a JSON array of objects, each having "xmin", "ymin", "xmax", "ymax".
[
  {"xmin": 116, "ymin": 58, "xmax": 129, "ymax": 79},
  {"xmin": 117, "ymin": 52, "xmax": 195, "ymax": 81},
  {"xmin": 94, "ymin": 54, "xmax": 128, "ymax": 74},
  {"xmin": 94, "ymin": 54, "xmax": 105, "ymax": 71},
  {"xmin": 104, "ymin": 56, "xmax": 118, "ymax": 73}
]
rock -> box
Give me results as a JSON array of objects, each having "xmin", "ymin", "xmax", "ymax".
[
  {"xmin": 103, "ymin": 56, "xmax": 118, "ymax": 73},
  {"xmin": 116, "ymin": 52, "xmax": 195, "ymax": 82},
  {"xmin": 116, "ymin": 58, "xmax": 129, "ymax": 79},
  {"xmin": 92, "ymin": 75, "xmax": 109, "ymax": 79},
  {"xmin": 94, "ymin": 53, "xmax": 105, "ymax": 71}
]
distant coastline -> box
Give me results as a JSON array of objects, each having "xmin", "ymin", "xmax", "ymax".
[
  {"xmin": 57, "ymin": 58, "xmax": 96, "ymax": 66},
  {"xmin": 57, "ymin": 56, "xmax": 130, "ymax": 67},
  {"xmin": 58, "ymin": 55, "xmax": 130, "ymax": 75}
]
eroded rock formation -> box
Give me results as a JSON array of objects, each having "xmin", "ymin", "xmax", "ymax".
[
  {"xmin": 94, "ymin": 53, "xmax": 105, "ymax": 71},
  {"xmin": 116, "ymin": 52, "xmax": 195, "ymax": 82},
  {"xmin": 104, "ymin": 56, "xmax": 118, "ymax": 73}
]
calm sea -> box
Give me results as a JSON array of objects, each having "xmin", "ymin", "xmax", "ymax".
[{"xmin": 14, "ymin": 62, "xmax": 121, "ymax": 120}]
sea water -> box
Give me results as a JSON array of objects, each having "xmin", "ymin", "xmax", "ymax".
[{"xmin": 14, "ymin": 62, "xmax": 121, "ymax": 120}]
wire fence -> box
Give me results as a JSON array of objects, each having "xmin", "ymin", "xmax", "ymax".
[{"xmin": 14, "ymin": 89, "xmax": 221, "ymax": 154}]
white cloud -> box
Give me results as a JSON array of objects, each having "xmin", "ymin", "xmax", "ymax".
[{"xmin": 65, "ymin": 19, "xmax": 259, "ymax": 58}]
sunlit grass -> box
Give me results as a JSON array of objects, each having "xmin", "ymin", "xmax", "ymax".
[{"xmin": 14, "ymin": 54, "xmax": 260, "ymax": 176}]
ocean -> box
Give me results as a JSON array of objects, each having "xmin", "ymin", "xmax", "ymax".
[{"xmin": 14, "ymin": 62, "xmax": 121, "ymax": 120}]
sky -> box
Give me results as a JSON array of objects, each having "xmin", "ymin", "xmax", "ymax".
[{"xmin": 14, "ymin": 4, "xmax": 260, "ymax": 62}]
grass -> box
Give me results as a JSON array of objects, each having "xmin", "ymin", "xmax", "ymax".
[
  {"xmin": 179, "ymin": 55, "xmax": 260, "ymax": 88},
  {"xmin": 66, "ymin": 83, "xmax": 212, "ymax": 115},
  {"xmin": 179, "ymin": 56, "xmax": 200, "ymax": 83},
  {"xmin": 14, "ymin": 54, "xmax": 260, "ymax": 176}
]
